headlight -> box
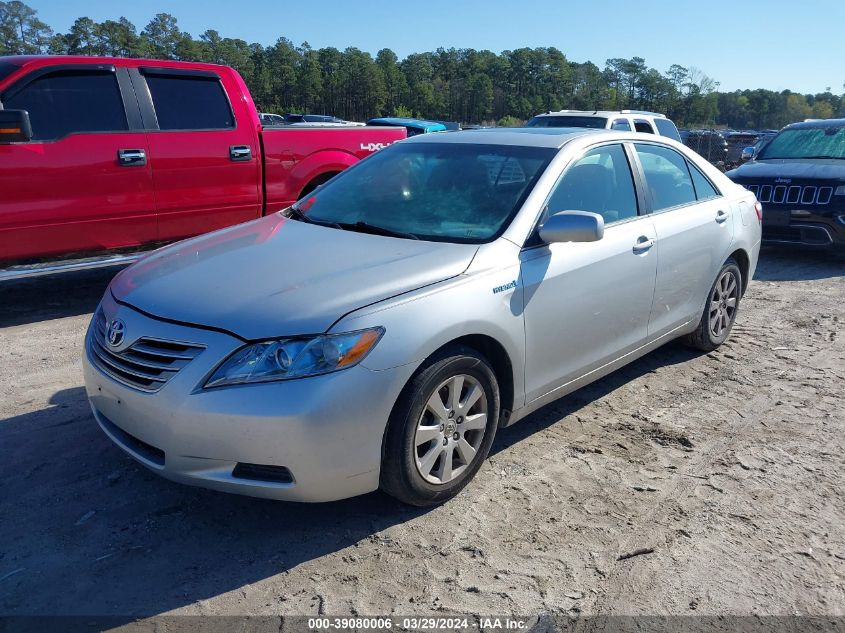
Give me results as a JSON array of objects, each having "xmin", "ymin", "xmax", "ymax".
[
  {"xmin": 204, "ymin": 327, "xmax": 384, "ymax": 388},
  {"xmin": 835, "ymin": 185, "xmax": 845, "ymax": 196}
]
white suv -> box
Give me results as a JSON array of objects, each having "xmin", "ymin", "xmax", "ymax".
[{"xmin": 527, "ymin": 109, "xmax": 682, "ymax": 142}]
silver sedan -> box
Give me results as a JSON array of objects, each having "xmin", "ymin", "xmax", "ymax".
[{"xmin": 83, "ymin": 128, "xmax": 762, "ymax": 505}]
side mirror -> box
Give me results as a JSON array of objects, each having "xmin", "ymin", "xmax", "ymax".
[
  {"xmin": 741, "ymin": 146, "xmax": 755, "ymax": 162},
  {"xmin": 0, "ymin": 109, "xmax": 32, "ymax": 143},
  {"xmin": 539, "ymin": 210, "xmax": 604, "ymax": 244}
]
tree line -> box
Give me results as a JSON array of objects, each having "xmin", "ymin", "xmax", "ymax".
[{"xmin": 1, "ymin": 1, "xmax": 843, "ymax": 128}]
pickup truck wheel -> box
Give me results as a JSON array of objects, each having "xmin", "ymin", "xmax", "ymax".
[
  {"xmin": 381, "ymin": 346, "xmax": 499, "ymax": 506},
  {"xmin": 299, "ymin": 172, "xmax": 339, "ymax": 198},
  {"xmin": 684, "ymin": 258, "xmax": 742, "ymax": 352}
]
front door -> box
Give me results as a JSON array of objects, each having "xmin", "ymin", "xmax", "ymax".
[
  {"xmin": 0, "ymin": 65, "xmax": 155, "ymax": 261},
  {"xmin": 521, "ymin": 143, "xmax": 658, "ymax": 403}
]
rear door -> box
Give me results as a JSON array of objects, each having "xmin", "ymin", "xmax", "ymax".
[
  {"xmin": 632, "ymin": 142, "xmax": 734, "ymax": 339},
  {"xmin": 0, "ymin": 64, "xmax": 155, "ymax": 261},
  {"xmin": 130, "ymin": 67, "xmax": 261, "ymax": 242}
]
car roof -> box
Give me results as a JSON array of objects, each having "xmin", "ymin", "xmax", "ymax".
[
  {"xmin": 368, "ymin": 117, "xmax": 446, "ymax": 129},
  {"xmin": 402, "ymin": 127, "xmax": 612, "ymax": 148},
  {"xmin": 785, "ymin": 118, "xmax": 845, "ymax": 130},
  {"xmin": 532, "ymin": 110, "xmax": 666, "ymax": 119}
]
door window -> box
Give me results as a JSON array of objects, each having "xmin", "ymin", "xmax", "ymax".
[
  {"xmin": 3, "ymin": 70, "xmax": 127, "ymax": 141},
  {"xmin": 634, "ymin": 144, "xmax": 697, "ymax": 211},
  {"xmin": 611, "ymin": 119, "xmax": 632, "ymax": 131},
  {"xmin": 145, "ymin": 74, "xmax": 235, "ymax": 130},
  {"xmin": 687, "ymin": 161, "xmax": 720, "ymax": 200},
  {"xmin": 545, "ymin": 144, "xmax": 639, "ymax": 225},
  {"xmin": 634, "ymin": 120, "xmax": 655, "ymax": 134}
]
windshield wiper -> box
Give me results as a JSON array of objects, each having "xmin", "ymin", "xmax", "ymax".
[
  {"xmin": 337, "ymin": 221, "xmax": 420, "ymax": 240},
  {"xmin": 286, "ymin": 205, "xmax": 342, "ymax": 229}
]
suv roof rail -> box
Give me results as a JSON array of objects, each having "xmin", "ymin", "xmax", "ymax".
[{"xmin": 620, "ymin": 109, "xmax": 666, "ymax": 118}]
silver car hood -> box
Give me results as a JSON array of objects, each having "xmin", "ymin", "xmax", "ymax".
[{"xmin": 111, "ymin": 214, "xmax": 478, "ymax": 340}]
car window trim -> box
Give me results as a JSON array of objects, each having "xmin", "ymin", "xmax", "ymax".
[
  {"xmin": 0, "ymin": 64, "xmax": 133, "ymax": 142},
  {"xmin": 521, "ymin": 140, "xmax": 647, "ymax": 250},
  {"xmin": 137, "ymin": 66, "xmax": 237, "ymax": 132}
]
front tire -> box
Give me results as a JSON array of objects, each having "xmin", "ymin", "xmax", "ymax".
[
  {"xmin": 684, "ymin": 258, "xmax": 742, "ymax": 352},
  {"xmin": 380, "ymin": 346, "xmax": 500, "ymax": 506}
]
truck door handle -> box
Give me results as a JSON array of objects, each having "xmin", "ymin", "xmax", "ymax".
[
  {"xmin": 632, "ymin": 236, "xmax": 656, "ymax": 253},
  {"xmin": 716, "ymin": 210, "xmax": 730, "ymax": 223},
  {"xmin": 117, "ymin": 149, "xmax": 146, "ymax": 166},
  {"xmin": 229, "ymin": 145, "xmax": 252, "ymax": 161}
]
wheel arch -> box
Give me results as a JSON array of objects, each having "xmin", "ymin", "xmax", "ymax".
[
  {"xmin": 299, "ymin": 171, "xmax": 340, "ymax": 198},
  {"xmin": 387, "ymin": 334, "xmax": 516, "ymax": 433},
  {"xmin": 728, "ymin": 248, "xmax": 750, "ymax": 295}
]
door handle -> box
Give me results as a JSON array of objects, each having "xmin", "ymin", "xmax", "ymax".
[
  {"xmin": 632, "ymin": 236, "xmax": 656, "ymax": 253},
  {"xmin": 716, "ymin": 209, "xmax": 730, "ymax": 223},
  {"xmin": 229, "ymin": 145, "xmax": 252, "ymax": 161},
  {"xmin": 117, "ymin": 149, "xmax": 146, "ymax": 166}
]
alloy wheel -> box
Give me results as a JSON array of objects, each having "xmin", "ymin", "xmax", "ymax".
[
  {"xmin": 413, "ymin": 374, "xmax": 488, "ymax": 485},
  {"xmin": 709, "ymin": 269, "xmax": 739, "ymax": 338}
]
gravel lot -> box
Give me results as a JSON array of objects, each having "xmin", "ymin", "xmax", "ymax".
[{"xmin": 1, "ymin": 247, "xmax": 843, "ymax": 618}]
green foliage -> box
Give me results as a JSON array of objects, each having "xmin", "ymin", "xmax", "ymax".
[
  {"xmin": 5, "ymin": 2, "xmax": 844, "ymax": 127},
  {"xmin": 496, "ymin": 115, "xmax": 522, "ymax": 128}
]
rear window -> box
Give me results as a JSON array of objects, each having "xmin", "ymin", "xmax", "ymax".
[
  {"xmin": 526, "ymin": 115, "xmax": 608, "ymax": 129},
  {"xmin": 145, "ymin": 74, "xmax": 234, "ymax": 131}
]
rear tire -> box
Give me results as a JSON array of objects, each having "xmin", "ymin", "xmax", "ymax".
[
  {"xmin": 380, "ymin": 346, "xmax": 500, "ymax": 506},
  {"xmin": 684, "ymin": 258, "xmax": 742, "ymax": 352}
]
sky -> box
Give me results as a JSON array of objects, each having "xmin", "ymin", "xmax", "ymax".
[{"xmin": 28, "ymin": 0, "xmax": 845, "ymax": 95}]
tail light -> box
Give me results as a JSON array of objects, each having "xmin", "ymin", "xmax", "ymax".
[{"xmin": 754, "ymin": 201, "xmax": 763, "ymax": 222}]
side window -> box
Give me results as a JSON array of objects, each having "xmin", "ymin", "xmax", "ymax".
[
  {"xmin": 3, "ymin": 71, "xmax": 127, "ymax": 141},
  {"xmin": 654, "ymin": 118, "xmax": 682, "ymax": 141},
  {"xmin": 611, "ymin": 119, "xmax": 632, "ymax": 131},
  {"xmin": 144, "ymin": 74, "xmax": 234, "ymax": 131},
  {"xmin": 687, "ymin": 160, "xmax": 720, "ymax": 200},
  {"xmin": 634, "ymin": 120, "xmax": 655, "ymax": 134},
  {"xmin": 634, "ymin": 143, "xmax": 697, "ymax": 211},
  {"xmin": 546, "ymin": 144, "xmax": 639, "ymax": 225}
]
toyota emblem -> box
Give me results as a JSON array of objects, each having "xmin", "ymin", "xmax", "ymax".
[{"xmin": 106, "ymin": 319, "xmax": 126, "ymax": 348}]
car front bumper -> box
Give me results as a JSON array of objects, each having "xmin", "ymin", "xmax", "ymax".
[{"xmin": 83, "ymin": 293, "xmax": 415, "ymax": 502}]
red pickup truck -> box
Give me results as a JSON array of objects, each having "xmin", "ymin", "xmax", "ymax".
[{"xmin": 0, "ymin": 55, "xmax": 405, "ymax": 274}]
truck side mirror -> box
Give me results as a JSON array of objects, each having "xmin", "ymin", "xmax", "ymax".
[{"xmin": 0, "ymin": 110, "xmax": 33, "ymax": 143}]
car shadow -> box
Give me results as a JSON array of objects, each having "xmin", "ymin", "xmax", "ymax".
[
  {"xmin": 0, "ymin": 340, "xmax": 704, "ymax": 618},
  {"xmin": 753, "ymin": 246, "xmax": 843, "ymax": 282},
  {"xmin": 0, "ymin": 267, "xmax": 122, "ymax": 328},
  {"xmin": 492, "ymin": 339, "xmax": 701, "ymax": 455}
]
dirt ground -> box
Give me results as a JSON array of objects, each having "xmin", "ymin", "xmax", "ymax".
[{"xmin": 1, "ymin": 247, "xmax": 843, "ymax": 619}]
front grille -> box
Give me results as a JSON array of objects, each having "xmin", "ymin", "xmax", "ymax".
[
  {"xmin": 743, "ymin": 183, "xmax": 833, "ymax": 206},
  {"xmin": 88, "ymin": 309, "xmax": 204, "ymax": 392}
]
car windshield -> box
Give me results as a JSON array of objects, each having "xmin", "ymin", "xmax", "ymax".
[
  {"xmin": 526, "ymin": 115, "xmax": 608, "ymax": 129},
  {"xmin": 758, "ymin": 126, "xmax": 845, "ymax": 160},
  {"xmin": 292, "ymin": 142, "xmax": 555, "ymax": 243}
]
